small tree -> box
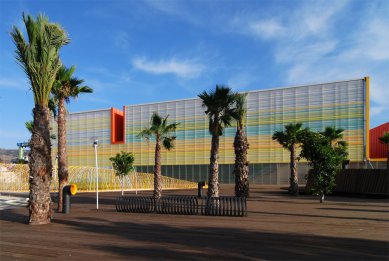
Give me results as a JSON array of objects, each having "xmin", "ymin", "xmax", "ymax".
[
  {"xmin": 300, "ymin": 130, "xmax": 348, "ymax": 203},
  {"xmin": 378, "ymin": 132, "xmax": 389, "ymax": 170},
  {"xmin": 109, "ymin": 151, "xmax": 135, "ymax": 196}
]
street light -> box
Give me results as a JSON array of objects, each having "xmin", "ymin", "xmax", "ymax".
[{"xmin": 93, "ymin": 140, "xmax": 99, "ymax": 209}]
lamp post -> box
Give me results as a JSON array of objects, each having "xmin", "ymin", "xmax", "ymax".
[{"xmin": 93, "ymin": 140, "xmax": 99, "ymax": 209}]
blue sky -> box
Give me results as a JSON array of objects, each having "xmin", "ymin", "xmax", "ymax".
[{"xmin": 0, "ymin": 0, "xmax": 388, "ymax": 149}]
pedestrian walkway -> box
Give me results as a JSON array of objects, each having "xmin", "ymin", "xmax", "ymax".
[
  {"xmin": 1, "ymin": 186, "xmax": 388, "ymax": 260},
  {"xmin": 0, "ymin": 195, "xmax": 28, "ymax": 210}
]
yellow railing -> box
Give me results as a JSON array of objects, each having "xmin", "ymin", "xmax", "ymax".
[{"xmin": 0, "ymin": 164, "xmax": 197, "ymax": 192}]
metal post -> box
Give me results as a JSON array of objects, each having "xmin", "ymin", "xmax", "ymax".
[
  {"xmin": 93, "ymin": 140, "xmax": 99, "ymax": 209},
  {"xmin": 135, "ymin": 169, "xmax": 138, "ymax": 195},
  {"xmin": 62, "ymin": 184, "xmax": 77, "ymax": 214},
  {"xmin": 63, "ymin": 187, "xmax": 71, "ymax": 214},
  {"xmin": 55, "ymin": 155, "xmax": 58, "ymax": 199},
  {"xmin": 198, "ymin": 181, "xmax": 205, "ymax": 198}
]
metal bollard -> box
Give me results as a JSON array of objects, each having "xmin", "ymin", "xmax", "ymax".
[
  {"xmin": 198, "ymin": 181, "xmax": 205, "ymax": 198},
  {"xmin": 63, "ymin": 184, "xmax": 77, "ymax": 214}
]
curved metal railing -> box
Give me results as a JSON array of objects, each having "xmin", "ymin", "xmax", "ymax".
[
  {"xmin": 155, "ymin": 196, "xmax": 198, "ymax": 215},
  {"xmin": 115, "ymin": 195, "xmax": 246, "ymax": 217},
  {"xmin": 116, "ymin": 196, "xmax": 155, "ymax": 213},
  {"xmin": 0, "ymin": 163, "xmax": 197, "ymax": 192},
  {"xmin": 201, "ymin": 196, "xmax": 247, "ymax": 217}
]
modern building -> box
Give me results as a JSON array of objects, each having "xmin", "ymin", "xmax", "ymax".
[{"xmin": 52, "ymin": 77, "xmax": 372, "ymax": 185}]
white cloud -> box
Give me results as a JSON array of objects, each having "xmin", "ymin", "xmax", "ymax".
[
  {"xmin": 227, "ymin": 71, "xmax": 259, "ymax": 90},
  {"xmin": 249, "ymin": 19, "xmax": 284, "ymax": 39},
  {"xmin": 341, "ymin": 18, "xmax": 389, "ymax": 61},
  {"xmin": 0, "ymin": 77, "xmax": 29, "ymax": 90},
  {"xmin": 370, "ymin": 106, "xmax": 384, "ymax": 117},
  {"xmin": 113, "ymin": 31, "xmax": 130, "ymax": 50},
  {"xmin": 132, "ymin": 57, "xmax": 204, "ymax": 78},
  {"xmin": 369, "ymin": 73, "xmax": 389, "ymax": 109},
  {"xmin": 275, "ymin": 40, "xmax": 337, "ymax": 64},
  {"xmin": 299, "ymin": 0, "xmax": 348, "ymax": 36},
  {"xmin": 235, "ymin": 0, "xmax": 388, "ymax": 127},
  {"xmin": 235, "ymin": 0, "xmax": 347, "ymax": 41}
]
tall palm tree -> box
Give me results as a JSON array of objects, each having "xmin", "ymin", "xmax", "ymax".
[
  {"xmin": 378, "ymin": 132, "xmax": 389, "ymax": 170},
  {"xmin": 11, "ymin": 13, "xmax": 69, "ymax": 224},
  {"xmin": 52, "ymin": 65, "xmax": 92, "ymax": 212},
  {"xmin": 198, "ymin": 85, "xmax": 238, "ymax": 197},
  {"xmin": 233, "ymin": 93, "xmax": 249, "ymax": 197},
  {"xmin": 138, "ymin": 112, "xmax": 179, "ymax": 199},
  {"xmin": 272, "ymin": 123, "xmax": 304, "ymax": 195}
]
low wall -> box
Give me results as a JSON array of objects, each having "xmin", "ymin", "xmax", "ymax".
[{"xmin": 335, "ymin": 169, "xmax": 389, "ymax": 195}]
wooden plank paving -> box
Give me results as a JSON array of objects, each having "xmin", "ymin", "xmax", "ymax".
[{"xmin": 1, "ymin": 185, "xmax": 388, "ymax": 260}]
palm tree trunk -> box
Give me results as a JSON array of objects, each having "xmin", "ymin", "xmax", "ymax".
[
  {"xmin": 208, "ymin": 134, "xmax": 220, "ymax": 197},
  {"xmin": 154, "ymin": 136, "xmax": 162, "ymax": 199},
  {"xmin": 290, "ymin": 143, "xmax": 299, "ymax": 195},
  {"xmin": 234, "ymin": 128, "xmax": 249, "ymax": 197},
  {"xmin": 28, "ymin": 105, "xmax": 53, "ymax": 225},
  {"xmin": 57, "ymin": 97, "xmax": 69, "ymax": 212}
]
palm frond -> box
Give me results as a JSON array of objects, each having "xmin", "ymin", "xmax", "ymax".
[
  {"xmin": 378, "ymin": 132, "xmax": 389, "ymax": 144},
  {"xmin": 25, "ymin": 121, "xmax": 34, "ymax": 133},
  {"xmin": 162, "ymin": 136, "xmax": 176, "ymax": 150},
  {"xmin": 151, "ymin": 112, "xmax": 162, "ymax": 127},
  {"xmin": 11, "ymin": 13, "xmax": 70, "ymax": 106}
]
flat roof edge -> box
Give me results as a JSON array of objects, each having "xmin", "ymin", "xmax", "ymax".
[
  {"xmin": 124, "ymin": 77, "xmax": 367, "ymax": 108},
  {"xmin": 68, "ymin": 76, "xmax": 367, "ymax": 113}
]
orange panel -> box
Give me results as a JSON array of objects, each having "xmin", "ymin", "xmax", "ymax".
[{"xmin": 111, "ymin": 107, "xmax": 125, "ymax": 144}]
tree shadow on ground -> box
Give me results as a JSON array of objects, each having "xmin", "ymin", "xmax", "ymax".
[
  {"xmin": 318, "ymin": 207, "xmax": 389, "ymax": 213},
  {"xmin": 0, "ymin": 208, "xmax": 28, "ymax": 224},
  {"xmin": 248, "ymin": 210, "xmax": 388, "ymax": 222},
  {"xmin": 53, "ymin": 216, "xmax": 389, "ymax": 260}
]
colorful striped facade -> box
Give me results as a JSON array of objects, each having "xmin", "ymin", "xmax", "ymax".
[{"xmin": 53, "ymin": 77, "xmax": 369, "ymax": 185}]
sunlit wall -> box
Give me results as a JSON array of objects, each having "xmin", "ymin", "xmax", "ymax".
[{"xmin": 52, "ymin": 78, "xmax": 367, "ymax": 184}]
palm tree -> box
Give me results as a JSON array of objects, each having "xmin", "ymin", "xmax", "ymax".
[
  {"xmin": 198, "ymin": 85, "xmax": 238, "ymax": 197},
  {"xmin": 320, "ymin": 126, "xmax": 345, "ymax": 146},
  {"xmin": 379, "ymin": 132, "xmax": 389, "ymax": 170},
  {"xmin": 11, "ymin": 13, "xmax": 69, "ymax": 224},
  {"xmin": 233, "ymin": 93, "xmax": 249, "ymax": 197},
  {"xmin": 272, "ymin": 123, "xmax": 304, "ymax": 195},
  {"xmin": 52, "ymin": 65, "xmax": 92, "ymax": 212},
  {"xmin": 137, "ymin": 112, "xmax": 179, "ymax": 199}
]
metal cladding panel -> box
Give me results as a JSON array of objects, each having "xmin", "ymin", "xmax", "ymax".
[
  {"xmin": 124, "ymin": 78, "xmax": 365, "ymax": 166},
  {"xmin": 55, "ymin": 78, "xmax": 366, "ymax": 169},
  {"xmin": 51, "ymin": 109, "xmax": 113, "ymax": 167},
  {"xmin": 247, "ymin": 79, "xmax": 365, "ymax": 163},
  {"xmin": 369, "ymin": 122, "xmax": 389, "ymax": 159}
]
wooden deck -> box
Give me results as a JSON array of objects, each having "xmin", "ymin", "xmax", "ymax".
[{"xmin": 1, "ymin": 185, "xmax": 388, "ymax": 260}]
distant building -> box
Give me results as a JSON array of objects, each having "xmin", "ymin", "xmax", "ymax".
[{"xmin": 52, "ymin": 77, "xmax": 371, "ymax": 184}]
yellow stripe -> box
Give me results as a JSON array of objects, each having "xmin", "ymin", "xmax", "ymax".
[{"xmin": 365, "ymin": 76, "xmax": 370, "ymax": 160}]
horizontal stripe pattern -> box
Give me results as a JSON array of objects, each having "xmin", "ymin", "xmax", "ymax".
[{"xmin": 52, "ymin": 79, "xmax": 365, "ymax": 169}]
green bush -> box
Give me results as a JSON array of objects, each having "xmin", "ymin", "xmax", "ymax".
[{"xmin": 299, "ymin": 129, "xmax": 348, "ymax": 203}]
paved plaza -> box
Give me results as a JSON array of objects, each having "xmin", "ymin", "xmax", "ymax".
[
  {"xmin": 1, "ymin": 185, "xmax": 388, "ymax": 260},
  {"xmin": 0, "ymin": 195, "xmax": 28, "ymax": 211}
]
